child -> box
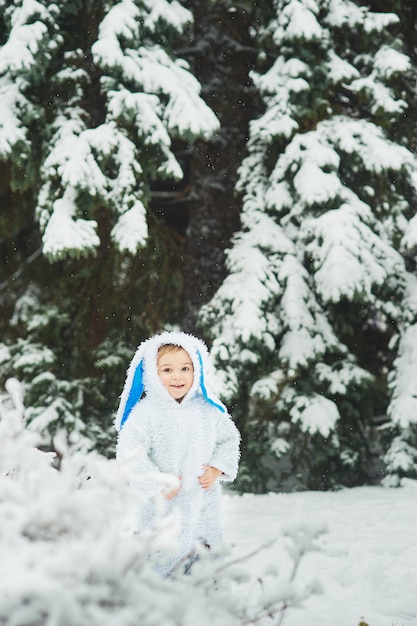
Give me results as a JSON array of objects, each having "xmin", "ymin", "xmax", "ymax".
[{"xmin": 115, "ymin": 331, "xmax": 240, "ymax": 575}]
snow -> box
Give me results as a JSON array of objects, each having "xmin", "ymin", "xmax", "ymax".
[
  {"xmin": 362, "ymin": 11, "xmax": 399, "ymax": 34},
  {"xmin": 307, "ymin": 203, "xmax": 403, "ymax": 303},
  {"xmin": 251, "ymin": 369, "xmax": 286, "ymax": 400},
  {"xmin": 42, "ymin": 190, "xmax": 100, "ymax": 260},
  {"xmin": 205, "ymin": 212, "xmax": 285, "ymax": 346},
  {"xmin": 107, "ymin": 90, "xmax": 171, "ymax": 150},
  {"xmin": 373, "ymin": 46, "xmax": 410, "ymax": 78},
  {"xmin": 39, "ymin": 118, "xmax": 152, "ymax": 257},
  {"xmin": 94, "ymin": 0, "xmax": 140, "ymax": 51},
  {"xmin": 315, "ymin": 361, "xmax": 372, "ymax": 396},
  {"xmin": 385, "ymin": 438, "xmax": 416, "ymax": 477},
  {"xmin": 252, "ymin": 56, "xmax": 310, "ymax": 103},
  {"xmin": 294, "ymin": 163, "xmax": 340, "ymax": 205},
  {"xmin": 0, "ymin": 78, "xmax": 29, "ymax": 156},
  {"xmin": 93, "ymin": 12, "xmax": 219, "ymax": 141},
  {"xmin": 402, "ymin": 214, "xmax": 417, "ymax": 251},
  {"xmin": 277, "ymin": 256, "xmax": 338, "ymax": 368},
  {"xmin": 44, "ymin": 122, "xmax": 138, "ymax": 195},
  {"xmin": 13, "ymin": 345, "xmax": 55, "ymax": 374},
  {"xmin": 0, "ymin": 344, "xmax": 11, "ymax": 365},
  {"xmin": 349, "ymin": 76, "xmax": 407, "ymax": 115},
  {"xmin": 326, "ymin": 118, "xmax": 413, "ymax": 173},
  {"xmin": 0, "ymin": 14, "xmax": 48, "ymax": 73},
  {"xmin": 326, "ymin": 50, "xmax": 360, "ymax": 83},
  {"xmin": 142, "ymin": 0, "xmax": 191, "ymax": 32},
  {"xmin": 291, "ymin": 394, "xmax": 340, "ymax": 437},
  {"xmin": 274, "ymin": 0, "xmax": 324, "ymax": 43},
  {"xmin": 388, "ymin": 324, "xmax": 417, "ymax": 428},
  {"xmin": 223, "ymin": 484, "xmax": 417, "ymax": 626},
  {"xmin": 111, "ymin": 201, "xmax": 148, "ymax": 254},
  {"xmin": 326, "ymin": 0, "xmax": 399, "ymax": 33},
  {"xmin": 301, "ymin": 118, "xmax": 413, "ymax": 179},
  {"xmin": 1, "ymin": 383, "xmax": 417, "ymax": 626}
]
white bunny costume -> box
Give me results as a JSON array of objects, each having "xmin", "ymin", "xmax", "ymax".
[{"xmin": 115, "ymin": 331, "xmax": 240, "ymax": 575}]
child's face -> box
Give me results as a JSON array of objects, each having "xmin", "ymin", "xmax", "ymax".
[{"xmin": 157, "ymin": 347, "xmax": 194, "ymax": 401}]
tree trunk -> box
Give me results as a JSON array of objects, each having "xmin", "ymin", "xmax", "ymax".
[{"xmin": 181, "ymin": 1, "xmax": 261, "ymax": 334}]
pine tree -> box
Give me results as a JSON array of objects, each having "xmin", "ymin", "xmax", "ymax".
[
  {"xmin": 200, "ymin": 0, "xmax": 417, "ymax": 491},
  {"xmin": 0, "ymin": 0, "xmax": 219, "ymax": 453}
]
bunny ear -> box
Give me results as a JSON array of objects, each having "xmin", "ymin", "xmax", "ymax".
[
  {"xmin": 115, "ymin": 358, "xmax": 144, "ymax": 431},
  {"xmin": 196, "ymin": 350, "xmax": 226, "ymax": 413}
]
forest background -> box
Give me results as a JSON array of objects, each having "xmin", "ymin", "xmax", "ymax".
[{"xmin": 1, "ymin": 0, "xmax": 417, "ymax": 493}]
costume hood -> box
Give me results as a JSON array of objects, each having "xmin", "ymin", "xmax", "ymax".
[{"xmin": 115, "ymin": 331, "xmax": 226, "ymax": 431}]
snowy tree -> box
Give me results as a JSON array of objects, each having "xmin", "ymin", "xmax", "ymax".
[
  {"xmin": 0, "ymin": 0, "xmax": 219, "ymax": 259},
  {"xmin": 0, "ymin": 0, "xmax": 219, "ymax": 452},
  {"xmin": 2, "ymin": 0, "xmax": 417, "ymax": 489},
  {"xmin": 200, "ymin": 0, "xmax": 417, "ymax": 490}
]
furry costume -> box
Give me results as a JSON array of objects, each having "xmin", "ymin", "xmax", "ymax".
[{"xmin": 115, "ymin": 331, "xmax": 240, "ymax": 575}]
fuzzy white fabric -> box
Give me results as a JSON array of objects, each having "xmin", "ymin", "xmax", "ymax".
[{"xmin": 115, "ymin": 332, "xmax": 240, "ymax": 575}]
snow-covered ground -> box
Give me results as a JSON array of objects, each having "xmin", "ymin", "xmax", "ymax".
[
  {"xmin": 223, "ymin": 485, "xmax": 417, "ymax": 626},
  {"xmin": 1, "ymin": 382, "xmax": 416, "ymax": 626}
]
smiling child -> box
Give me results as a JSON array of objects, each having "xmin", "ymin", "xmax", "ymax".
[{"xmin": 115, "ymin": 331, "xmax": 240, "ymax": 576}]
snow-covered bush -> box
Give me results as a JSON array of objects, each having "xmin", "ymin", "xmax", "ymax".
[{"xmin": 0, "ymin": 380, "xmax": 323, "ymax": 626}]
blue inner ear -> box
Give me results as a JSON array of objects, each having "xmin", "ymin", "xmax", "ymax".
[
  {"xmin": 120, "ymin": 360, "xmax": 144, "ymax": 429},
  {"xmin": 197, "ymin": 350, "xmax": 226, "ymax": 413}
]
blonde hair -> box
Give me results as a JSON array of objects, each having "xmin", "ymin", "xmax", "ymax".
[{"xmin": 157, "ymin": 343, "xmax": 188, "ymax": 358}]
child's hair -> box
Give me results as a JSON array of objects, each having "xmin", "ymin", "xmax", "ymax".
[
  {"xmin": 157, "ymin": 344, "xmax": 194, "ymax": 370},
  {"xmin": 157, "ymin": 343, "xmax": 187, "ymax": 358}
]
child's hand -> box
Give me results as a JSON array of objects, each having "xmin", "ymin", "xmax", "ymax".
[
  {"xmin": 198, "ymin": 465, "xmax": 222, "ymax": 490},
  {"xmin": 163, "ymin": 477, "xmax": 182, "ymax": 500}
]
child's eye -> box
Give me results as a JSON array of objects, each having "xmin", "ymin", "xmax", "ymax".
[
  {"xmin": 182, "ymin": 366, "xmax": 191, "ymax": 371},
  {"xmin": 162, "ymin": 367, "xmax": 171, "ymax": 373}
]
